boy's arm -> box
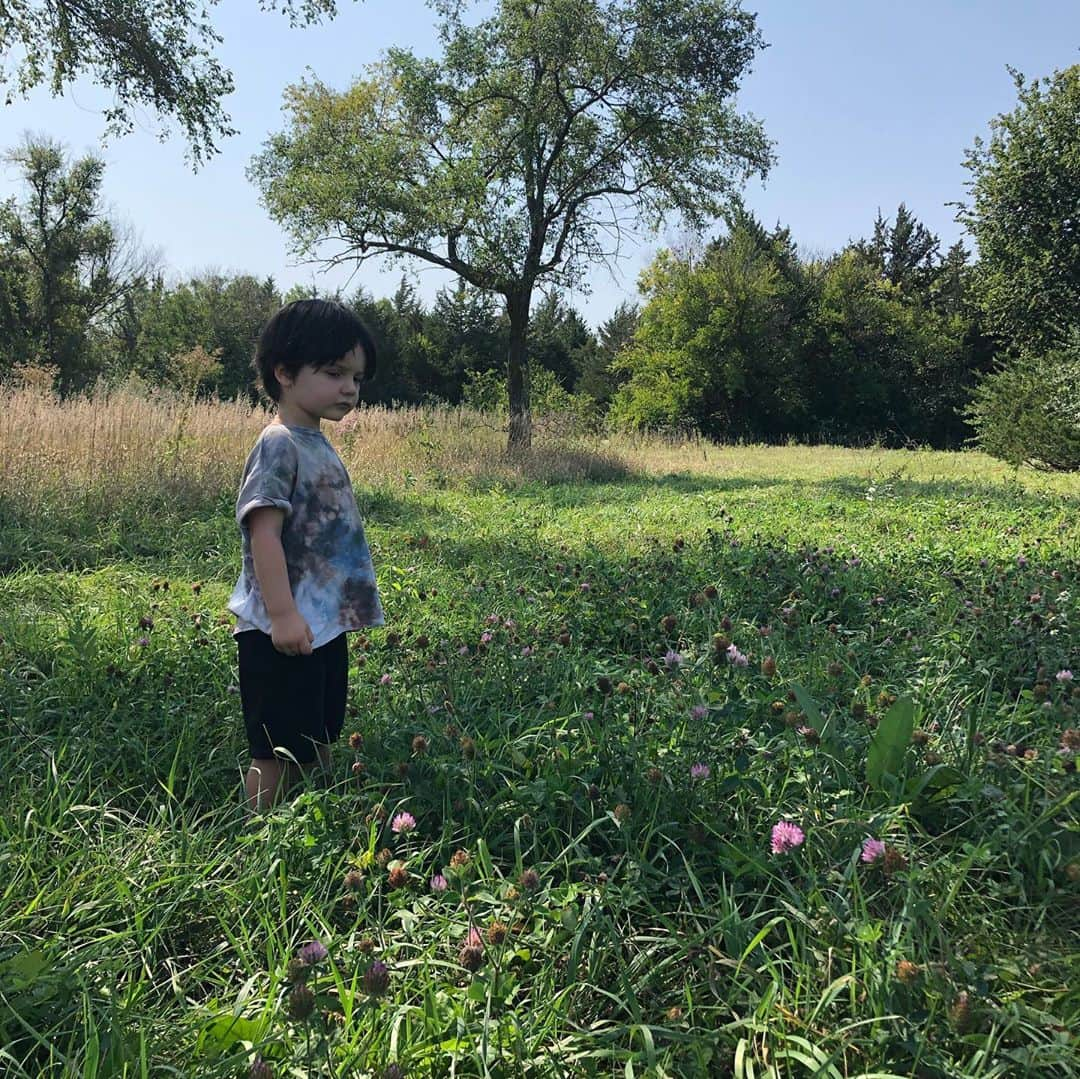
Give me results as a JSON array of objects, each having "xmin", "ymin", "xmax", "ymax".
[{"xmin": 247, "ymin": 507, "xmax": 314, "ymax": 656}]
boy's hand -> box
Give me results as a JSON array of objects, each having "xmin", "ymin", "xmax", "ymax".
[{"xmin": 271, "ymin": 611, "xmax": 314, "ymax": 656}]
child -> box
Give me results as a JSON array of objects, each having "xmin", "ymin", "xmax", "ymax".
[{"xmin": 228, "ymin": 299, "xmax": 384, "ymax": 811}]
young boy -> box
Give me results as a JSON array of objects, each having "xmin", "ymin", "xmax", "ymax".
[{"xmin": 228, "ymin": 299, "xmax": 384, "ymax": 811}]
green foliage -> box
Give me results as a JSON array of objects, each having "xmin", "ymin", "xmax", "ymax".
[
  {"xmin": 124, "ymin": 272, "xmax": 282, "ymax": 399},
  {"xmin": 866, "ymin": 696, "xmax": 915, "ymax": 792},
  {"xmin": 0, "ymin": 137, "xmax": 154, "ymax": 392},
  {"xmin": 613, "ymin": 209, "xmax": 982, "ymax": 446},
  {"xmin": 966, "ymin": 331, "xmax": 1080, "ymax": 471},
  {"xmin": 0, "ymin": 0, "xmax": 347, "ymax": 164},
  {"xmin": 958, "ymin": 65, "xmax": 1080, "ymax": 353}
]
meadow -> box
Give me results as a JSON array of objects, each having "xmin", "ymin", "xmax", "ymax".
[{"xmin": 0, "ymin": 384, "xmax": 1077, "ymax": 1078}]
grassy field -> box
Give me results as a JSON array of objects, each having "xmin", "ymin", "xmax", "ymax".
[{"xmin": 1, "ymin": 387, "xmax": 1078, "ymax": 1077}]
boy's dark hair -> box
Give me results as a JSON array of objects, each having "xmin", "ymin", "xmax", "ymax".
[{"xmin": 254, "ymin": 299, "xmax": 377, "ymax": 401}]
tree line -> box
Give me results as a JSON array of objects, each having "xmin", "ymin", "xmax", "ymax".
[{"xmin": 0, "ymin": 128, "xmax": 1071, "ymax": 459}]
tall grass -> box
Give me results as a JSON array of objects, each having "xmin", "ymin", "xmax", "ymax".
[{"xmin": 2, "ymin": 383, "xmax": 1076, "ymax": 524}]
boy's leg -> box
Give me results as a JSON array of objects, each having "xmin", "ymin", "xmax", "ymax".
[{"xmin": 246, "ymin": 757, "xmax": 286, "ymax": 812}]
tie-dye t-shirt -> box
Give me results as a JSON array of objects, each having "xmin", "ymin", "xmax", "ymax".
[{"xmin": 228, "ymin": 423, "xmax": 384, "ymax": 647}]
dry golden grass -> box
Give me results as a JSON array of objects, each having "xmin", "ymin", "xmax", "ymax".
[{"xmin": 2, "ymin": 382, "xmax": 1077, "ymax": 516}]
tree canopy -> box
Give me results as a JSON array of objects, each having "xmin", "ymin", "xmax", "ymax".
[{"xmin": 0, "ymin": 1, "xmax": 347, "ymax": 163}]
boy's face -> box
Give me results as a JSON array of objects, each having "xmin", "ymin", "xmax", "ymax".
[{"xmin": 274, "ymin": 344, "xmax": 367, "ymax": 428}]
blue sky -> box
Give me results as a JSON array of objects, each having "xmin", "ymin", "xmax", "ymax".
[{"xmin": 1, "ymin": 0, "xmax": 1077, "ymax": 327}]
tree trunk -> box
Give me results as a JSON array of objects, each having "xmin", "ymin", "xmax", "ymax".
[{"xmin": 505, "ymin": 287, "xmax": 532, "ymax": 450}]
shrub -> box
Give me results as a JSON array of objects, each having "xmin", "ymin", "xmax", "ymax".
[{"xmin": 966, "ymin": 329, "xmax": 1080, "ymax": 471}]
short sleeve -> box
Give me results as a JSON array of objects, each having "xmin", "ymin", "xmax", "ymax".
[{"xmin": 236, "ymin": 428, "xmax": 298, "ymax": 526}]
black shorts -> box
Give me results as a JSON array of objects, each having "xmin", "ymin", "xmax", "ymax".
[{"xmin": 237, "ymin": 630, "xmax": 348, "ymax": 764}]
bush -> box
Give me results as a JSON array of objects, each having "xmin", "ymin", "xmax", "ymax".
[{"xmin": 966, "ymin": 330, "xmax": 1080, "ymax": 470}]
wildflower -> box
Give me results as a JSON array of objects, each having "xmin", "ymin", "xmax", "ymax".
[
  {"xmin": 726, "ymin": 643, "xmax": 749, "ymax": 667},
  {"xmin": 286, "ymin": 958, "xmax": 310, "ymax": 984},
  {"xmin": 460, "ymin": 736, "xmax": 477, "ymax": 759},
  {"xmin": 298, "ymin": 940, "xmax": 328, "ymax": 965},
  {"xmin": 348, "ymin": 731, "xmax": 363, "ymax": 750},
  {"xmin": 449, "ymin": 849, "xmax": 471, "ymax": 871},
  {"xmin": 380, "ymin": 673, "xmax": 392, "ymax": 686},
  {"xmin": 580, "ymin": 581, "xmax": 591, "ymax": 592},
  {"xmin": 391, "ymin": 811, "xmax": 416, "ymax": 835},
  {"xmin": 690, "ymin": 762, "xmax": 710, "ymax": 781},
  {"xmin": 861, "ymin": 838, "xmax": 886, "ymax": 864},
  {"xmin": 690, "ymin": 704, "xmax": 708, "ymax": 720},
  {"xmin": 287, "ymin": 984, "xmax": 316, "ymax": 1021},
  {"xmin": 459, "ymin": 942, "xmax": 484, "ymax": 971},
  {"xmin": 363, "ymin": 960, "xmax": 390, "ymax": 997},
  {"xmin": 704, "ymin": 585, "xmax": 718, "ymax": 599},
  {"xmin": 661, "ymin": 614, "xmax": 677, "ymax": 633},
  {"xmin": 487, "ymin": 921, "xmax": 508, "ymax": 945},
  {"xmin": 761, "ymin": 656, "xmax": 777, "ymax": 677},
  {"xmin": 895, "ymin": 959, "xmax": 920, "ymax": 985},
  {"xmin": 646, "ymin": 766, "xmax": 663, "ymax": 784},
  {"xmin": 387, "ymin": 865, "xmax": 409, "ymax": 889},
  {"xmin": 411, "ymin": 734, "xmax": 428, "ymax": 755},
  {"xmin": 520, "ymin": 645, "xmax": 533, "ymax": 656},
  {"xmin": 430, "ymin": 874, "xmax": 448, "ymax": 893},
  {"xmin": 664, "ymin": 649, "xmax": 683, "ymax": 670},
  {"xmin": 381, "ymin": 1066, "xmax": 406, "ymax": 1079},
  {"xmin": 949, "ymin": 991, "xmax": 974, "ymax": 1033},
  {"xmin": 797, "ymin": 725, "xmax": 819, "ymax": 744},
  {"xmin": 1058, "ymin": 670, "xmax": 1074, "ymax": 683},
  {"xmin": 249, "ymin": 1056, "xmax": 276, "ymax": 1079},
  {"xmin": 139, "ymin": 615, "xmax": 154, "ymax": 630},
  {"xmin": 457, "ymin": 645, "xmax": 469, "ymax": 655},
  {"xmin": 882, "ymin": 846, "xmax": 908, "ymax": 876},
  {"xmin": 137, "ymin": 636, "xmax": 150, "ymax": 647},
  {"xmin": 519, "ymin": 868, "xmax": 540, "ymax": 891},
  {"xmin": 1017, "ymin": 554, "xmax": 1028, "ymax": 568},
  {"xmin": 344, "ymin": 869, "xmax": 363, "ymax": 891},
  {"xmin": 597, "ymin": 676, "xmax": 613, "ymax": 694},
  {"xmin": 480, "ymin": 631, "xmax": 493, "ymax": 645},
  {"xmin": 583, "ymin": 710, "xmax": 594, "ymax": 720},
  {"xmin": 613, "ymin": 803, "xmax": 631, "ymax": 823},
  {"xmin": 770, "ymin": 821, "xmax": 805, "ymax": 854}
]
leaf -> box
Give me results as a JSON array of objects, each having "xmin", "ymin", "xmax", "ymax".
[
  {"xmin": 0, "ymin": 949, "xmax": 48, "ymax": 989},
  {"xmin": 196, "ymin": 1015, "xmax": 269, "ymax": 1058},
  {"xmin": 866, "ymin": 696, "xmax": 914, "ymax": 790},
  {"xmin": 789, "ymin": 683, "xmax": 824, "ymax": 729}
]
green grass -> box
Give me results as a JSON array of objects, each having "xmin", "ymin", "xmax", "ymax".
[{"xmin": 1, "ymin": 454, "xmax": 1078, "ymax": 1077}]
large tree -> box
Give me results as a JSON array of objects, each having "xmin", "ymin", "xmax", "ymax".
[
  {"xmin": 957, "ymin": 65, "xmax": 1080, "ymax": 353},
  {"xmin": 250, "ymin": 0, "xmax": 772, "ymax": 447},
  {"xmin": 0, "ymin": 1, "xmax": 347, "ymax": 164}
]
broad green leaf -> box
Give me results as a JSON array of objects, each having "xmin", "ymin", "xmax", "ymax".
[{"xmin": 866, "ymin": 696, "xmax": 914, "ymax": 790}]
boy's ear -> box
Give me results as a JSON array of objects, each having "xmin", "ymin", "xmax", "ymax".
[{"xmin": 273, "ymin": 362, "xmax": 292, "ymax": 388}]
